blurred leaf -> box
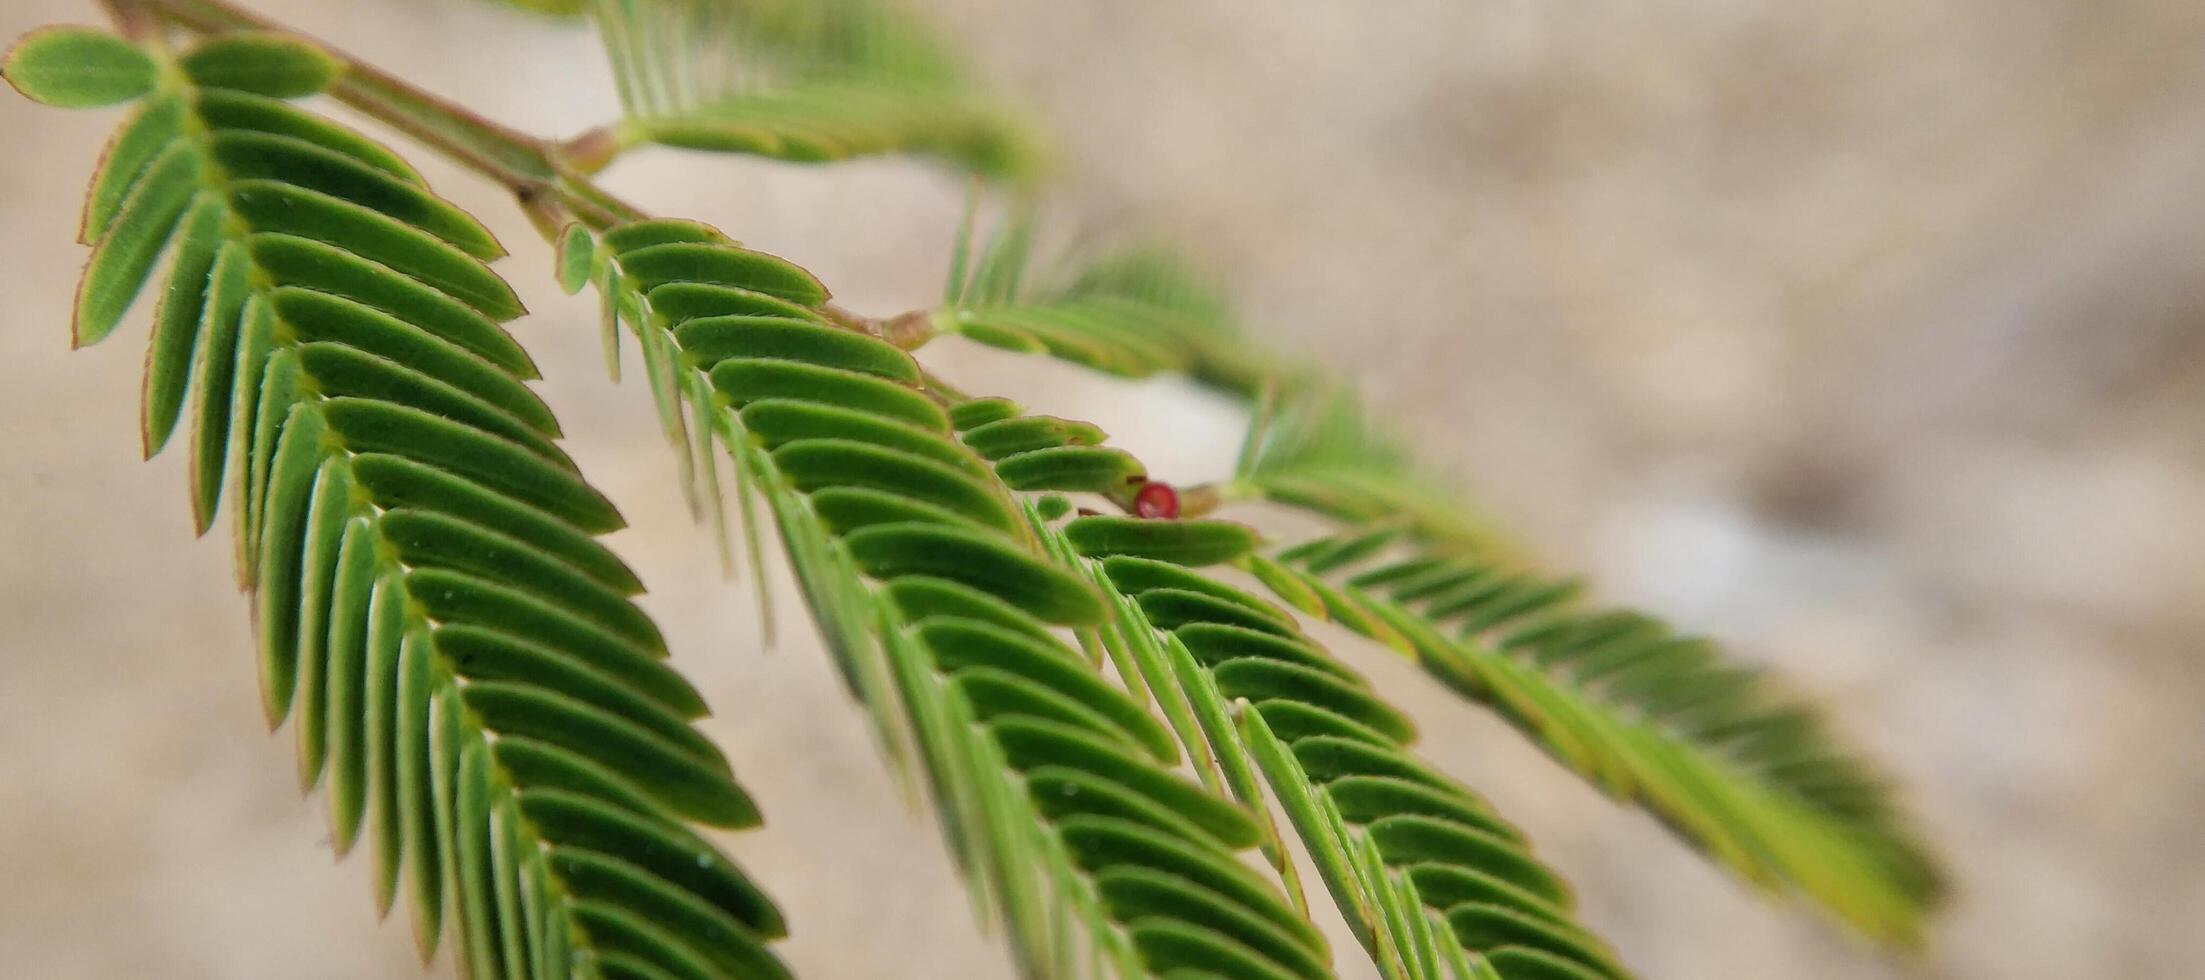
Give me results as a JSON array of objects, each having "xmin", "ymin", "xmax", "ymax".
[
  {"xmin": 591, "ymin": 0, "xmax": 1045, "ymax": 177},
  {"xmin": 1261, "ymin": 530, "xmax": 1948, "ymax": 945}
]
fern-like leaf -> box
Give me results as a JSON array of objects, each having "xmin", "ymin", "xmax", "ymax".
[
  {"xmin": 13, "ymin": 30, "xmax": 792, "ymax": 978},
  {"xmin": 589, "ymin": 0, "xmax": 1041, "ymax": 178},
  {"xmin": 1258, "ymin": 527, "xmax": 1945, "ymax": 944},
  {"xmin": 966, "ymin": 403, "xmax": 1631, "ymax": 980},
  {"xmin": 1239, "ymin": 389, "xmax": 1524, "ymax": 558},
  {"xmin": 931, "ymin": 213, "xmax": 1945, "ymax": 945},
  {"xmin": 939, "ymin": 237, "xmax": 1278, "ymax": 395},
  {"xmin": 584, "ymin": 219, "xmax": 1316, "ymax": 978}
]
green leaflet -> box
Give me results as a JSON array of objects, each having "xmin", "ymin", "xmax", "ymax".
[
  {"xmin": 963, "ymin": 415, "xmax": 1106, "ymax": 460},
  {"xmin": 227, "ymin": 182, "xmax": 522, "ymax": 317},
  {"xmin": 880, "ymin": 575, "xmax": 1057, "ymax": 644},
  {"xmin": 143, "ymin": 194, "xmax": 225, "ymax": 455},
  {"xmin": 1064, "ymin": 516, "xmax": 1260, "ymax": 567},
  {"xmin": 676, "ymin": 314, "xmax": 919, "ymax": 381},
  {"xmin": 1484, "ymin": 948, "xmax": 1609, "ymax": 980},
  {"xmin": 990, "ymin": 718, "xmax": 1253, "ymax": 846},
  {"xmin": 915, "ymin": 617, "xmax": 1177, "ymax": 763},
  {"xmin": 210, "ymin": 131, "xmax": 504, "ymax": 259},
  {"xmin": 298, "ymin": 342, "xmax": 563, "ymax": 462},
  {"xmin": 844, "ymin": 521, "xmax": 1100, "ymax": 624},
  {"xmin": 350, "ymin": 453, "xmax": 641, "ymax": 594},
  {"xmin": 179, "ymin": 32, "xmax": 341, "ymax": 99},
  {"xmin": 322, "ymin": 516, "xmax": 379, "ymax": 852},
  {"xmin": 616, "ymin": 241, "xmax": 828, "ymax": 305},
  {"xmin": 602, "ymin": 218, "xmax": 725, "ymax": 252},
  {"xmin": 949, "ymin": 396, "xmax": 1022, "ymax": 431},
  {"xmin": 1135, "ymin": 588, "xmax": 1298, "ymax": 638},
  {"xmin": 1174, "ymin": 623, "xmax": 1361, "ymax": 684},
  {"xmin": 1021, "ymin": 767, "xmax": 1223, "ymax": 861},
  {"xmin": 255, "ymin": 402, "xmax": 330, "ymax": 725},
  {"xmin": 3, "ymin": 27, "xmax": 155, "ymax": 107},
  {"xmin": 1096, "ymin": 867, "xmax": 1333, "ymax": 980},
  {"xmin": 647, "ymin": 281, "xmax": 827, "ymax": 325},
  {"xmin": 557, "ymin": 223, "xmax": 595, "ymax": 294},
  {"xmin": 712, "ymin": 358, "xmax": 948, "ymax": 432},
  {"xmin": 75, "ymin": 141, "xmax": 201, "ymax": 347},
  {"xmin": 378, "ymin": 509, "xmax": 663, "ymax": 649},
  {"xmin": 520, "ymin": 789, "xmax": 784, "ymax": 936},
  {"xmin": 809, "ymin": 485, "xmax": 977, "ymax": 535},
  {"xmin": 195, "ymin": 89, "xmax": 421, "ymax": 182},
  {"xmin": 232, "ymin": 298, "xmax": 284, "ymax": 572},
  {"xmin": 496, "ymin": 738, "xmax": 670, "ymax": 824},
  {"xmin": 293, "ymin": 455, "xmax": 357, "ymax": 786},
  {"xmin": 364, "ymin": 572, "xmax": 407, "ymax": 914},
  {"xmin": 774, "ymin": 438, "xmax": 1017, "ymax": 532},
  {"xmin": 1447, "ymin": 906, "xmax": 1625, "ymax": 980},
  {"xmin": 996, "ymin": 445, "xmax": 1145, "ymax": 493},
  {"xmin": 1129, "ymin": 918, "xmax": 1303, "ymax": 980},
  {"xmin": 1055, "ymin": 815, "xmax": 1302, "ymax": 942},
  {"xmin": 437, "ymin": 622, "xmax": 705, "ymax": 731},
  {"xmin": 253, "ymin": 242, "xmax": 535, "ymax": 377},
  {"xmin": 82, "ymin": 92, "xmax": 186, "ymax": 244},
  {"xmin": 741, "ymin": 399, "xmax": 989, "ymax": 477},
  {"xmin": 322, "ymin": 398, "xmax": 620, "ymax": 533},
  {"xmin": 461, "ymin": 682, "xmax": 753, "ymax": 827},
  {"xmin": 552, "ymin": 850, "xmax": 791, "ymax": 979}
]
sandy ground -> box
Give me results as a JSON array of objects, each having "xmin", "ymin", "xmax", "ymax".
[{"xmin": 2, "ymin": 0, "xmax": 2202, "ymax": 977}]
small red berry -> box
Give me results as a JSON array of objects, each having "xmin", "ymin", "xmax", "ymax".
[{"xmin": 1132, "ymin": 481, "xmax": 1179, "ymax": 519}]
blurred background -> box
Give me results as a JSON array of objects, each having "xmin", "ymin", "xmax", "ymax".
[{"xmin": 3, "ymin": 0, "xmax": 2202, "ymax": 977}]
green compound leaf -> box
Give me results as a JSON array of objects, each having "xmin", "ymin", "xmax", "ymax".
[
  {"xmin": 943, "ymin": 211, "xmax": 1946, "ymax": 950},
  {"xmin": 1017, "ymin": 419, "xmax": 1631, "ymax": 980},
  {"xmin": 592, "ymin": 0, "xmax": 1045, "ymax": 179},
  {"xmin": 1263, "ymin": 530, "xmax": 1946, "ymax": 946},
  {"xmin": 4, "ymin": 27, "xmax": 156, "ymax": 108},
  {"xmin": 37, "ymin": 69, "xmax": 793, "ymax": 979},
  {"xmin": 584, "ymin": 220, "xmax": 1311, "ymax": 979}
]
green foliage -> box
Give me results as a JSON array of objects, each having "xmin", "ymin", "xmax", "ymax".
[
  {"xmin": 984, "ymin": 410, "xmax": 1629, "ymax": 980},
  {"xmin": 589, "ymin": 0, "xmax": 1042, "ymax": 177},
  {"xmin": 936, "ymin": 215, "xmax": 1943, "ymax": 944},
  {"xmin": 587, "ymin": 221, "xmax": 1314, "ymax": 977},
  {"xmin": 1262, "ymin": 527, "xmax": 1944, "ymax": 943},
  {"xmin": 25, "ymin": 32, "xmax": 789, "ymax": 979},
  {"xmin": 11, "ymin": 4, "xmax": 1948, "ymax": 979},
  {"xmin": 938, "ymin": 228, "xmax": 1282, "ymax": 396},
  {"xmin": 1240, "ymin": 389, "xmax": 1523, "ymax": 558}
]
